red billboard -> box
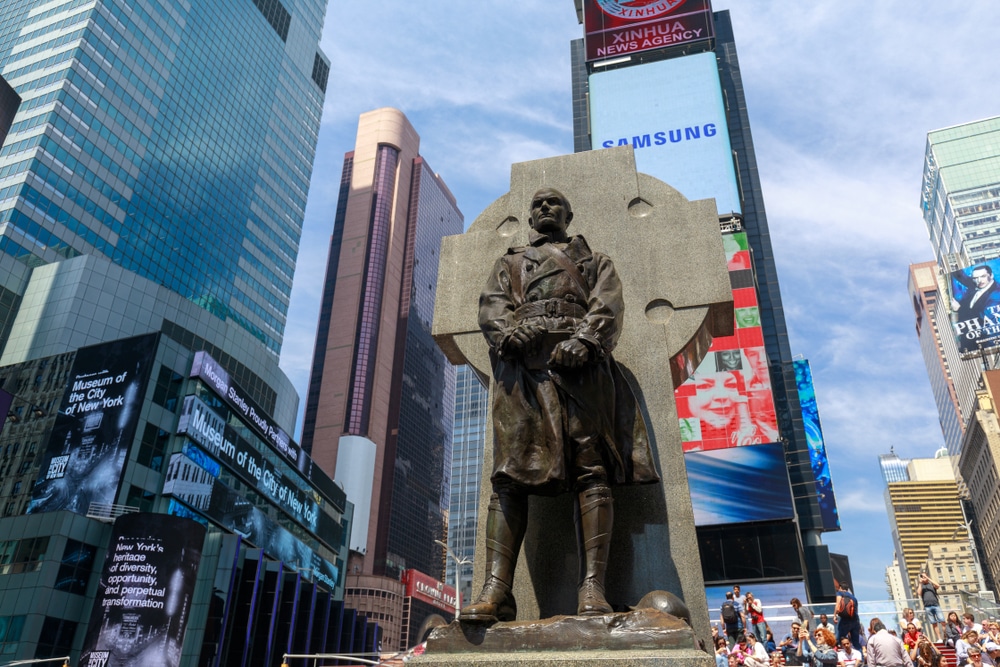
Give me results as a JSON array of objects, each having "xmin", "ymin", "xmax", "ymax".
[
  {"xmin": 583, "ymin": 0, "xmax": 714, "ymax": 62},
  {"xmin": 402, "ymin": 569, "xmax": 457, "ymax": 614},
  {"xmin": 674, "ymin": 232, "xmax": 779, "ymax": 451}
]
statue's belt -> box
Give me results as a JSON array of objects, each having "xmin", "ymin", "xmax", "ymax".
[{"xmin": 513, "ymin": 299, "xmax": 586, "ymax": 321}]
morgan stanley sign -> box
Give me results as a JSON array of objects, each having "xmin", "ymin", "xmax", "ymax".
[{"xmin": 583, "ymin": 0, "xmax": 714, "ymax": 62}]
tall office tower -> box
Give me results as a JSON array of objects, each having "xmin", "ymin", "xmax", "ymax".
[
  {"xmin": 921, "ymin": 117, "xmax": 1000, "ymax": 269},
  {"xmin": 303, "ymin": 108, "xmax": 462, "ymax": 647},
  {"xmin": 885, "ymin": 558, "xmax": 908, "ymax": 604},
  {"xmin": 909, "ymin": 262, "xmax": 968, "ymax": 456},
  {"xmin": 879, "ymin": 449, "xmax": 912, "ymax": 485},
  {"xmin": 445, "ymin": 365, "xmax": 488, "ymax": 606},
  {"xmin": 0, "ymin": 0, "xmax": 330, "ymax": 356},
  {"xmin": 0, "ymin": 73, "xmax": 19, "ymax": 148},
  {"xmin": 955, "ymin": 369, "xmax": 1000, "ymax": 593},
  {"xmin": 570, "ymin": 2, "xmax": 836, "ymax": 602},
  {"xmin": 882, "ymin": 452, "xmax": 982, "ymax": 598}
]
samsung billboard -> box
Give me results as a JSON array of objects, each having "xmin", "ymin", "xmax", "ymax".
[{"xmin": 589, "ymin": 52, "xmax": 741, "ymax": 216}]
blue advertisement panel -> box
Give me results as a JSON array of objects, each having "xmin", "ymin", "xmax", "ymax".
[
  {"xmin": 949, "ymin": 259, "xmax": 1000, "ymax": 356},
  {"xmin": 793, "ymin": 359, "xmax": 840, "ymax": 531},
  {"xmin": 79, "ymin": 513, "xmax": 205, "ymax": 667},
  {"xmin": 707, "ymin": 580, "xmax": 809, "ymax": 640},
  {"xmin": 162, "ymin": 453, "xmax": 339, "ymax": 591},
  {"xmin": 28, "ymin": 333, "xmax": 159, "ymax": 515},
  {"xmin": 589, "ymin": 52, "xmax": 741, "ymax": 215},
  {"xmin": 685, "ymin": 442, "xmax": 795, "ymax": 526}
]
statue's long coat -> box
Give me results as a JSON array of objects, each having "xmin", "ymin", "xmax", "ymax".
[{"xmin": 479, "ymin": 232, "xmax": 660, "ymax": 494}]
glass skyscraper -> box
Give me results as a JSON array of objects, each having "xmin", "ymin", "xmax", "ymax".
[
  {"xmin": 445, "ymin": 364, "xmax": 487, "ymax": 607},
  {"xmin": 0, "ymin": 0, "xmax": 330, "ymax": 356},
  {"xmin": 921, "ymin": 117, "xmax": 1000, "ymax": 270}
]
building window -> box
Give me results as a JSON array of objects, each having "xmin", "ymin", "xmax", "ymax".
[
  {"xmin": 0, "ymin": 615, "xmax": 26, "ymax": 659},
  {"xmin": 53, "ymin": 540, "xmax": 96, "ymax": 595},
  {"xmin": 35, "ymin": 617, "xmax": 77, "ymax": 659},
  {"xmin": 0, "ymin": 537, "xmax": 49, "ymax": 575}
]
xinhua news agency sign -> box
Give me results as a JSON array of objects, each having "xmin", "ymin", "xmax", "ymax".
[{"xmin": 583, "ymin": 0, "xmax": 714, "ymax": 62}]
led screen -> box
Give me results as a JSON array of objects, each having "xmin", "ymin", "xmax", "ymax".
[
  {"xmin": 949, "ymin": 259, "xmax": 1000, "ymax": 356},
  {"xmin": 583, "ymin": 0, "xmax": 714, "ymax": 62},
  {"xmin": 675, "ymin": 233, "xmax": 778, "ymax": 452},
  {"xmin": 28, "ymin": 333, "xmax": 159, "ymax": 515},
  {"xmin": 589, "ymin": 52, "xmax": 741, "ymax": 215},
  {"xmin": 162, "ymin": 453, "xmax": 339, "ymax": 590},
  {"xmin": 79, "ymin": 513, "xmax": 205, "ymax": 667},
  {"xmin": 707, "ymin": 580, "xmax": 808, "ymax": 640},
  {"xmin": 793, "ymin": 359, "xmax": 841, "ymax": 531},
  {"xmin": 685, "ymin": 442, "xmax": 795, "ymax": 526}
]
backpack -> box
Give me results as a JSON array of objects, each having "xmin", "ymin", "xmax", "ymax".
[
  {"xmin": 838, "ymin": 592, "xmax": 857, "ymax": 619},
  {"xmin": 722, "ymin": 601, "xmax": 738, "ymax": 625}
]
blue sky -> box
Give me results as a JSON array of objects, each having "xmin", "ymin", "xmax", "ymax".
[{"xmin": 278, "ymin": 1, "xmax": 1000, "ymax": 603}]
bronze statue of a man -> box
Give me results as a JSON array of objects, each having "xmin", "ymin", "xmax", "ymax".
[{"xmin": 463, "ymin": 188, "xmax": 660, "ymax": 623}]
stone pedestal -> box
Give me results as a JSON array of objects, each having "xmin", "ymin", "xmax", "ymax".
[{"xmin": 410, "ymin": 610, "xmax": 714, "ymax": 667}]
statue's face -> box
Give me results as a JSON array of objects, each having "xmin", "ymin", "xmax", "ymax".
[{"xmin": 530, "ymin": 189, "xmax": 571, "ymax": 235}]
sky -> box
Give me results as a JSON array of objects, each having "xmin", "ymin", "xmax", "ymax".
[{"xmin": 278, "ymin": 0, "xmax": 1000, "ymax": 604}]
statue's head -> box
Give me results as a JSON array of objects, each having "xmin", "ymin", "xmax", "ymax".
[{"xmin": 529, "ymin": 188, "xmax": 573, "ymax": 236}]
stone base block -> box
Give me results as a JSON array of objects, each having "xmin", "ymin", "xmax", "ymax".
[
  {"xmin": 409, "ymin": 648, "xmax": 714, "ymax": 666},
  {"xmin": 412, "ymin": 609, "xmax": 712, "ymax": 667}
]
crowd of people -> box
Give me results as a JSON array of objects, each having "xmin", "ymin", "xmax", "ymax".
[{"xmin": 712, "ymin": 581, "xmax": 1000, "ymax": 667}]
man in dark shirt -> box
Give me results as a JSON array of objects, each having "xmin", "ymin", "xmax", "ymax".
[{"xmin": 836, "ymin": 582, "xmax": 862, "ymax": 650}]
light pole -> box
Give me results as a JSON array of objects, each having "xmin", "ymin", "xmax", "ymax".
[{"xmin": 434, "ymin": 539, "xmax": 472, "ymax": 619}]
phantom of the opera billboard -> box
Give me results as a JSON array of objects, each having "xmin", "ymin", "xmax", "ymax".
[
  {"xmin": 28, "ymin": 333, "xmax": 159, "ymax": 515},
  {"xmin": 589, "ymin": 52, "xmax": 741, "ymax": 216},
  {"xmin": 950, "ymin": 259, "xmax": 1000, "ymax": 357},
  {"xmin": 583, "ymin": 0, "xmax": 714, "ymax": 62},
  {"xmin": 79, "ymin": 513, "xmax": 205, "ymax": 667},
  {"xmin": 675, "ymin": 232, "xmax": 778, "ymax": 451}
]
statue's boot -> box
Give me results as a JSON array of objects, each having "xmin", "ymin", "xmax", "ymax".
[
  {"xmin": 459, "ymin": 491, "xmax": 526, "ymax": 623},
  {"xmin": 575, "ymin": 484, "xmax": 614, "ymax": 616}
]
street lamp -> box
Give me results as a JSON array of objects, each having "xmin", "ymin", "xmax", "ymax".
[{"xmin": 434, "ymin": 539, "xmax": 472, "ymax": 619}]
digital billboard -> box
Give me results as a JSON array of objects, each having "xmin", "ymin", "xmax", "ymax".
[
  {"xmin": 949, "ymin": 259, "xmax": 1000, "ymax": 357},
  {"xmin": 675, "ymin": 232, "xmax": 778, "ymax": 452},
  {"xmin": 162, "ymin": 453, "xmax": 339, "ymax": 590},
  {"xmin": 685, "ymin": 442, "xmax": 795, "ymax": 526},
  {"xmin": 79, "ymin": 513, "xmax": 205, "ymax": 667},
  {"xmin": 583, "ymin": 0, "xmax": 714, "ymax": 62},
  {"xmin": 176, "ymin": 395, "xmax": 342, "ymax": 549},
  {"xmin": 793, "ymin": 359, "xmax": 841, "ymax": 531},
  {"xmin": 589, "ymin": 52, "xmax": 741, "ymax": 216},
  {"xmin": 707, "ymin": 580, "xmax": 809, "ymax": 639},
  {"xmin": 28, "ymin": 333, "xmax": 159, "ymax": 515}
]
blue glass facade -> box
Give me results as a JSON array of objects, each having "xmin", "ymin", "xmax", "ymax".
[
  {"xmin": 0, "ymin": 0, "xmax": 329, "ymax": 355},
  {"xmin": 445, "ymin": 364, "xmax": 487, "ymax": 606}
]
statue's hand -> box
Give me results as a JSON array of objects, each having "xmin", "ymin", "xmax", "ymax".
[
  {"xmin": 549, "ymin": 338, "xmax": 590, "ymax": 369},
  {"xmin": 504, "ymin": 324, "xmax": 546, "ymax": 357}
]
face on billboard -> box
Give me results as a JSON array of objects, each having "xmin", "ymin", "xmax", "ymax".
[
  {"xmin": 950, "ymin": 258, "xmax": 1000, "ymax": 356},
  {"xmin": 675, "ymin": 233, "xmax": 777, "ymax": 451},
  {"xmin": 589, "ymin": 53, "xmax": 741, "ymax": 216}
]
